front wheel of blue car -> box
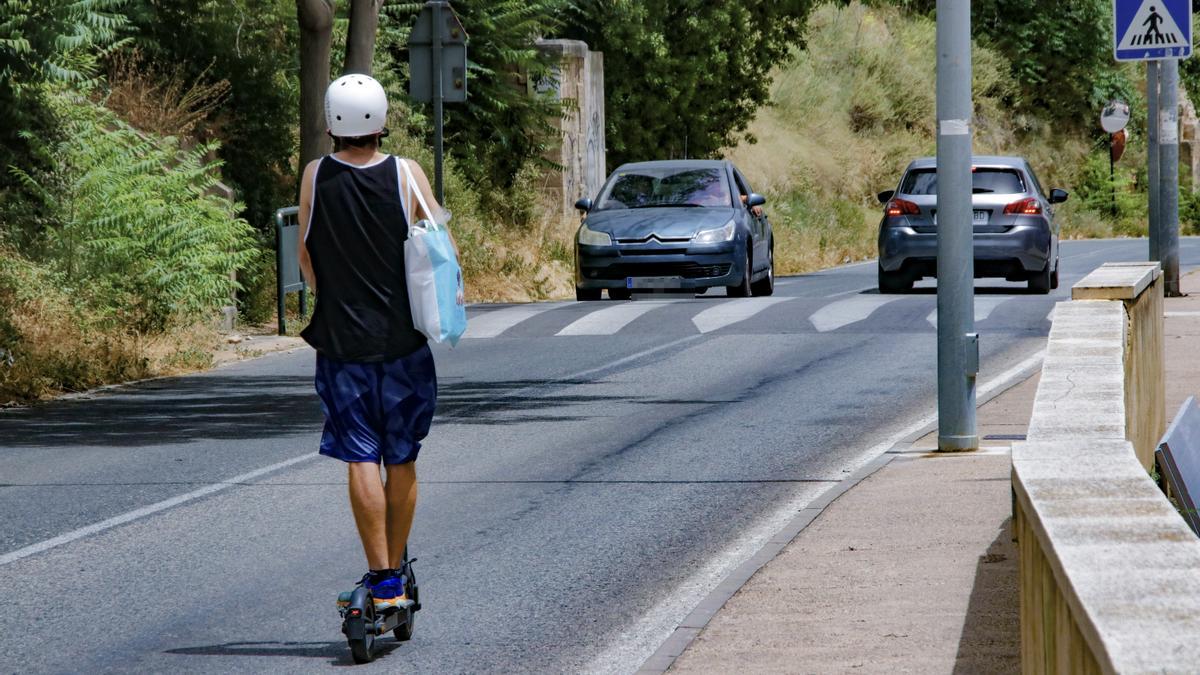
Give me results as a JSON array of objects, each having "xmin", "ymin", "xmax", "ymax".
[
  {"xmin": 727, "ymin": 245, "xmax": 753, "ymax": 298},
  {"xmin": 750, "ymin": 243, "xmax": 774, "ymax": 297}
]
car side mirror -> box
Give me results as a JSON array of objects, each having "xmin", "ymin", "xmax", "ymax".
[
  {"xmin": 746, "ymin": 193, "xmax": 766, "ymax": 208},
  {"xmin": 575, "ymin": 198, "xmax": 593, "ymax": 212},
  {"xmin": 877, "ymin": 190, "xmax": 895, "ymax": 205},
  {"xmin": 1049, "ymin": 189, "xmax": 1069, "ymax": 204}
]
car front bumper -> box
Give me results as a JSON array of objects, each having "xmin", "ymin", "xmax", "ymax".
[{"xmin": 575, "ymin": 239, "xmax": 745, "ymax": 290}]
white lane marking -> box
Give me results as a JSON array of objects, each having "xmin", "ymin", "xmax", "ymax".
[
  {"xmin": 0, "ymin": 334, "xmax": 708, "ymax": 569},
  {"xmin": 1166, "ymin": 311, "xmax": 1200, "ymax": 317},
  {"xmin": 809, "ymin": 295, "xmax": 901, "ymax": 332},
  {"xmin": 463, "ymin": 303, "xmax": 567, "ymax": 339},
  {"xmin": 557, "ymin": 301, "xmax": 674, "ymax": 336},
  {"xmin": 691, "ymin": 297, "xmax": 793, "ymax": 334},
  {"xmin": 589, "ymin": 348, "xmax": 1048, "ymax": 674},
  {"xmin": 0, "ymin": 453, "xmax": 317, "ymax": 567},
  {"xmin": 926, "ymin": 295, "xmax": 1015, "ymax": 328}
]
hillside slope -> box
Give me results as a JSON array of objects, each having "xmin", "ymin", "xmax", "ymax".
[{"xmin": 728, "ymin": 2, "xmax": 1144, "ymax": 276}]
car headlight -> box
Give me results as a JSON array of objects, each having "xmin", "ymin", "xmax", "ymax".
[
  {"xmin": 578, "ymin": 222, "xmax": 612, "ymax": 246},
  {"xmin": 692, "ymin": 219, "xmax": 736, "ymax": 244}
]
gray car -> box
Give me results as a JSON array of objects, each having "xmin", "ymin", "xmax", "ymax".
[
  {"xmin": 573, "ymin": 160, "xmax": 775, "ymax": 300},
  {"xmin": 875, "ymin": 155, "xmax": 1069, "ymax": 294}
]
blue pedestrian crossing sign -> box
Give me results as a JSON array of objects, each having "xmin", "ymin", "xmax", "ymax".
[{"xmin": 1114, "ymin": 0, "xmax": 1192, "ymax": 61}]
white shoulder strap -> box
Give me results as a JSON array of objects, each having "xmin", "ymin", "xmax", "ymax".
[{"xmin": 396, "ymin": 157, "xmax": 435, "ymax": 226}]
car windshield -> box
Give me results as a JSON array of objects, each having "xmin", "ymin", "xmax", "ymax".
[
  {"xmin": 900, "ymin": 167, "xmax": 1026, "ymax": 195},
  {"xmin": 595, "ymin": 168, "xmax": 731, "ymax": 210}
]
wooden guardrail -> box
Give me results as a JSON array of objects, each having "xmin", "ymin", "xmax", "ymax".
[{"xmin": 1013, "ymin": 262, "xmax": 1200, "ymax": 673}]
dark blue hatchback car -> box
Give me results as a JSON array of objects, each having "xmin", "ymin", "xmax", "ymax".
[{"xmin": 573, "ymin": 160, "xmax": 775, "ymax": 300}]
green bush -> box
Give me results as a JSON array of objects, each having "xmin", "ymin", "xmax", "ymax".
[{"xmin": 11, "ymin": 90, "xmax": 257, "ymax": 332}]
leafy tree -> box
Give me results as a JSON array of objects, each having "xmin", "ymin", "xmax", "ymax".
[
  {"xmin": 970, "ymin": 0, "xmax": 1131, "ymax": 124},
  {"xmin": 0, "ymin": 0, "xmax": 127, "ymax": 92},
  {"xmin": 0, "ymin": 0, "xmax": 129, "ymax": 226},
  {"xmin": 381, "ymin": 0, "xmax": 564, "ymax": 193},
  {"xmin": 561, "ymin": 0, "xmax": 813, "ymax": 168},
  {"xmin": 124, "ymin": 0, "xmax": 299, "ymax": 230}
]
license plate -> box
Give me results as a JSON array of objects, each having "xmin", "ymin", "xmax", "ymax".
[
  {"xmin": 627, "ymin": 276, "xmax": 683, "ymax": 289},
  {"xmin": 933, "ymin": 211, "xmax": 990, "ymax": 225}
]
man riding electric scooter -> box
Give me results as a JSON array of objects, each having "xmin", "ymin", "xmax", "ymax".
[{"xmin": 298, "ymin": 73, "xmax": 445, "ymax": 612}]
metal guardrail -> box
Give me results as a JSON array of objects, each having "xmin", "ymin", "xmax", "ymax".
[{"xmin": 275, "ymin": 206, "xmax": 308, "ymax": 335}]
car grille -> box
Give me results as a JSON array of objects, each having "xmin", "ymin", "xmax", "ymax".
[
  {"xmin": 589, "ymin": 262, "xmax": 732, "ymax": 280},
  {"xmin": 614, "ymin": 235, "xmax": 691, "ymax": 244}
]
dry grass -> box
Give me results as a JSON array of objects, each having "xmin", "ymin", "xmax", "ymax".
[
  {"xmin": 0, "ymin": 250, "xmax": 227, "ymax": 405},
  {"xmin": 103, "ymin": 49, "xmax": 230, "ymax": 139}
]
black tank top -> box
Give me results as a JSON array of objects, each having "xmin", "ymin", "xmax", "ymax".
[{"xmin": 301, "ymin": 155, "xmax": 427, "ymax": 362}]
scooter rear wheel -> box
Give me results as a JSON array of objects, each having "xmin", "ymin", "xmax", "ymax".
[{"xmin": 346, "ymin": 589, "xmax": 377, "ymax": 664}]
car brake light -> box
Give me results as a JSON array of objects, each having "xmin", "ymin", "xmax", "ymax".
[
  {"xmin": 885, "ymin": 198, "xmax": 920, "ymax": 217},
  {"xmin": 1003, "ymin": 197, "xmax": 1041, "ymax": 215}
]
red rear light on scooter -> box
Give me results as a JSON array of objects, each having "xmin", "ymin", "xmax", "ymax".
[
  {"xmin": 1003, "ymin": 197, "xmax": 1042, "ymax": 215},
  {"xmin": 885, "ymin": 198, "xmax": 920, "ymax": 217}
]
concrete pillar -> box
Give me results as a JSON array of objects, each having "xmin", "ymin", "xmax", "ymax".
[{"xmin": 535, "ymin": 39, "xmax": 607, "ymax": 218}]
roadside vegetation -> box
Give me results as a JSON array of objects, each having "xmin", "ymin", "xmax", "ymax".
[
  {"xmin": 0, "ymin": 0, "xmax": 1194, "ymax": 403},
  {"xmin": 731, "ymin": 1, "xmax": 1186, "ymax": 276}
]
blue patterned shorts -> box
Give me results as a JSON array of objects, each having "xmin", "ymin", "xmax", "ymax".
[{"xmin": 314, "ymin": 345, "xmax": 438, "ymax": 465}]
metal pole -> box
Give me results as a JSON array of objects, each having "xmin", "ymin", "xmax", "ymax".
[
  {"xmin": 431, "ymin": 0, "xmax": 445, "ymax": 205},
  {"xmin": 1110, "ymin": 134, "xmax": 1117, "ymax": 217},
  {"xmin": 1148, "ymin": 61, "xmax": 1161, "ymax": 262},
  {"xmin": 935, "ymin": 0, "xmax": 978, "ymax": 452},
  {"xmin": 1161, "ymin": 59, "xmax": 1182, "ymax": 296}
]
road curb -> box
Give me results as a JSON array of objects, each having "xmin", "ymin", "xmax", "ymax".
[{"xmin": 635, "ymin": 355, "xmax": 1044, "ymax": 674}]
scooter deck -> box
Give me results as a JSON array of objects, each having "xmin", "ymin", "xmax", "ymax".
[{"xmin": 338, "ymin": 593, "xmax": 416, "ymax": 636}]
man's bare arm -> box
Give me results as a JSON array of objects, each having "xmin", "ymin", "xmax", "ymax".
[
  {"xmin": 403, "ymin": 159, "xmax": 458, "ymax": 253},
  {"xmin": 298, "ymin": 159, "xmax": 319, "ymax": 293}
]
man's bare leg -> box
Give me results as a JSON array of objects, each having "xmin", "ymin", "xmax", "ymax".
[
  {"xmin": 348, "ymin": 462, "xmax": 389, "ymax": 570},
  {"xmin": 384, "ymin": 462, "xmax": 418, "ymax": 569}
]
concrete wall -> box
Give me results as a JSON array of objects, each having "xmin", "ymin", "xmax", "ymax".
[
  {"xmin": 1013, "ymin": 262, "xmax": 1200, "ymax": 672},
  {"xmin": 535, "ymin": 39, "xmax": 606, "ymax": 218},
  {"xmin": 1070, "ymin": 263, "xmax": 1165, "ymax": 469}
]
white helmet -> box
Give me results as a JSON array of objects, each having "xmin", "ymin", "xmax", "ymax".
[{"xmin": 325, "ymin": 74, "xmax": 388, "ymax": 137}]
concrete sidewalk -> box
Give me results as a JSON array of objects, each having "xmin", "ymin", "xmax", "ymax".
[{"xmin": 665, "ymin": 271, "xmax": 1200, "ymax": 674}]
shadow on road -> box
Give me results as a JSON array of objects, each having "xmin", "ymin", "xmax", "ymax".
[
  {"xmin": 436, "ymin": 379, "xmax": 734, "ymax": 426},
  {"xmin": 0, "ymin": 374, "xmax": 734, "ymax": 448},
  {"xmin": 164, "ymin": 640, "xmax": 401, "ymax": 666},
  {"xmin": 0, "ymin": 375, "xmax": 323, "ymax": 448}
]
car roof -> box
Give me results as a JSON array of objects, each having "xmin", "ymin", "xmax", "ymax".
[
  {"xmin": 615, "ymin": 159, "xmax": 731, "ymax": 172},
  {"xmin": 907, "ymin": 155, "xmax": 1028, "ymax": 170}
]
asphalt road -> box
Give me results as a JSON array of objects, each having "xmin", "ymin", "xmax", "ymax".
[{"xmin": 1, "ymin": 239, "xmax": 1197, "ymax": 673}]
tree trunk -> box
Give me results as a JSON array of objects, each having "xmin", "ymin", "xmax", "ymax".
[
  {"xmin": 297, "ymin": 0, "xmax": 335, "ymax": 170},
  {"xmin": 343, "ymin": 0, "xmax": 382, "ymax": 76}
]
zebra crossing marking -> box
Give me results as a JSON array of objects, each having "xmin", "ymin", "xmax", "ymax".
[
  {"xmin": 926, "ymin": 295, "xmax": 1015, "ymax": 328},
  {"xmin": 691, "ymin": 297, "xmax": 793, "ymax": 334},
  {"xmin": 557, "ymin": 301, "xmax": 675, "ymax": 336},
  {"xmin": 463, "ymin": 303, "xmax": 568, "ymax": 339},
  {"xmin": 809, "ymin": 295, "xmax": 902, "ymax": 332}
]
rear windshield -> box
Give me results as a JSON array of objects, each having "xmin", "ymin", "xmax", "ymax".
[
  {"xmin": 595, "ymin": 168, "xmax": 731, "ymax": 210},
  {"xmin": 900, "ymin": 168, "xmax": 1026, "ymax": 196}
]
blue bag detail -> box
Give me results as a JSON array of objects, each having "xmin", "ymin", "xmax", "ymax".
[{"xmin": 424, "ymin": 224, "xmax": 467, "ymax": 346}]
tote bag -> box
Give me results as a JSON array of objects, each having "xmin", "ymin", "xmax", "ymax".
[{"xmin": 398, "ymin": 158, "xmax": 467, "ymax": 346}]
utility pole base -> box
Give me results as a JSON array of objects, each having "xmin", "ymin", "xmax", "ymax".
[{"xmin": 937, "ymin": 434, "xmax": 980, "ymax": 452}]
